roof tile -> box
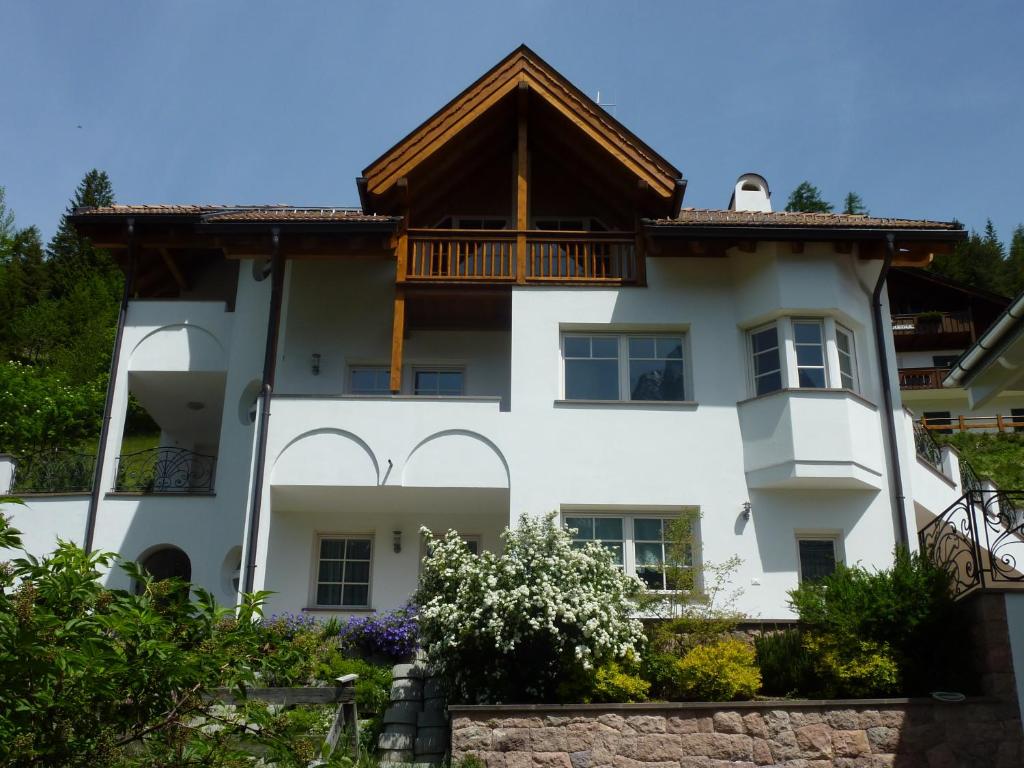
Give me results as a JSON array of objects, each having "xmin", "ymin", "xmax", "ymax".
[{"xmin": 647, "ymin": 209, "xmax": 961, "ymax": 230}]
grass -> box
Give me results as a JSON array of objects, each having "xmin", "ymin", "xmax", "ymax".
[
  {"xmin": 939, "ymin": 432, "xmax": 1024, "ymax": 490},
  {"xmin": 118, "ymin": 432, "xmax": 161, "ymax": 456}
]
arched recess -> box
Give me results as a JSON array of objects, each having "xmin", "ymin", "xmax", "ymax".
[
  {"xmin": 130, "ymin": 324, "xmax": 227, "ymax": 372},
  {"xmin": 134, "ymin": 544, "xmax": 192, "ymax": 595},
  {"xmin": 271, "ymin": 428, "xmax": 379, "ymax": 487},
  {"xmin": 403, "ymin": 429, "xmax": 510, "ymax": 488}
]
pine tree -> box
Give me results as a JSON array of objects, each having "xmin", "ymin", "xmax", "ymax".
[
  {"xmin": 785, "ymin": 182, "xmax": 834, "ymax": 213},
  {"xmin": 0, "ymin": 187, "xmax": 15, "ymax": 249},
  {"xmin": 46, "ymin": 170, "xmax": 118, "ymax": 299},
  {"xmin": 1004, "ymin": 225, "xmax": 1024, "ymax": 297},
  {"xmin": 842, "ymin": 192, "xmax": 868, "ymax": 216},
  {"xmin": 931, "ymin": 222, "xmax": 1008, "ymax": 296}
]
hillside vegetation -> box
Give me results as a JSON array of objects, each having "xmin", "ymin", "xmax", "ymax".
[{"xmin": 940, "ymin": 432, "xmax": 1024, "ymax": 490}]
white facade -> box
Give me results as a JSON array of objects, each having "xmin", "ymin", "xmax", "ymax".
[{"xmin": 2, "ymin": 239, "xmax": 974, "ymax": 619}]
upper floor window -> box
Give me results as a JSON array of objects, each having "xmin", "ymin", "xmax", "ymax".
[
  {"xmin": 350, "ymin": 366, "xmax": 391, "ymax": 395},
  {"xmin": 414, "ymin": 368, "xmax": 465, "ymax": 397},
  {"xmin": 563, "ymin": 333, "xmax": 685, "ymax": 402},
  {"xmin": 748, "ymin": 318, "xmax": 859, "ymax": 397}
]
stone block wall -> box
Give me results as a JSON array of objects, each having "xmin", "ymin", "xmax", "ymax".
[{"xmin": 450, "ymin": 698, "xmax": 1022, "ymax": 768}]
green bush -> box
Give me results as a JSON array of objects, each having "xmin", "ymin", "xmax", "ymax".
[
  {"xmin": 674, "ymin": 638, "xmax": 761, "ymax": 701},
  {"xmin": 940, "ymin": 432, "xmax": 1024, "ymax": 490},
  {"xmin": 324, "ymin": 657, "xmax": 392, "ymax": 716},
  {"xmin": 802, "ymin": 634, "xmax": 899, "ymax": 698},
  {"xmin": 788, "ymin": 549, "xmax": 968, "ymax": 695},
  {"xmin": 639, "ymin": 648, "xmax": 683, "ymax": 700},
  {"xmin": 754, "ymin": 629, "xmax": 816, "ymax": 697}
]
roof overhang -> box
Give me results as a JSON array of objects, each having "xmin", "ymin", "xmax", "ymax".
[{"xmin": 944, "ymin": 290, "xmax": 1024, "ymax": 407}]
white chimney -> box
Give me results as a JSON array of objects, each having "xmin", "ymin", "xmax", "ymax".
[{"xmin": 729, "ymin": 173, "xmax": 772, "ymax": 213}]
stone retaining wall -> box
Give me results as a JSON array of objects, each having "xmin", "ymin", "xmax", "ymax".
[{"xmin": 450, "ymin": 698, "xmax": 1022, "ymax": 768}]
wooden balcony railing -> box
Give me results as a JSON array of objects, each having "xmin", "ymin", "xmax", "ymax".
[
  {"xmin": 891, "ymin": 311, "xmax": 972, "ymax": 336},
  {"xmin": 405, "ymin": 229, "xmax": 638, "ymax": 284},
  {"xmin": 921, "ymin": 414, "xmax": 1024, "ymax": 434},
  {"xmin": 899, "ymin": 366, "xmax": 948, "ymax": 390}
]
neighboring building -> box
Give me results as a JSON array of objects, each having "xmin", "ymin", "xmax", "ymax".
[
  {"xmin": 0, "ymin": 46, "xmax": 973, "ymax": 620},
  {"xmin": 889, "ymin": 268, "xmax": 1024, "ymax": 434}
]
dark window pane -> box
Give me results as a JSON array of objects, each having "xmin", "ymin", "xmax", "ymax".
[
  {"xmin": 796, "ymin": 344, "xmax": 824, "ymax": 366},
  {"xmin": 751, "ymin": 327, "xmax": 778, "ymax": 354},
  {"xmin": 629, "ymin": 337, "xmax": 655, "ymax": 358},
  {"xmin": 837, "ymin": 332, "xmax": 852, "ymax": 355},
  {"xmin": 630, "ymin": 359, "xmax": 684, "ymax": 401},
  {"xmin": 343, "ymin": 584, "xmax": 369, "ymax": 606},
  {"xmin": 633, "ymin": 518, "xmax": 662, "ymax": 541},
  {"xmin": 603, "ymin": 542, "xmax": 624, "ymax": 565},
  {"xmin": 318, "ymin": 561, "xmax": 343, "ymax": 582},
  {"xmin": 656, "ymin": 338, "xmax": 683, "ymax": 359},
  {"xmin": 799, "ymin": 539, "xmax": 837, "ymax": 582},
  {"xmin": 798, "ymin": 369, "xmax": 827, "ymax": 388},
  {"xmin": 756, "ymin": 371, "xmax": 783, "ymax": 395},
  {"xmin": 595, "ymin": 517, "xmax": 624, "ymax": 539},
  {"xmin": 351, "ymin": 368, "xmax": 389, "ymax": 394},
  {"xmin": 437, "ymin": 371, "xmax": 464, "ymax": 395},
  {"xmin": 636, "ymin": 566, "xmax": 665, "ymax": 590},
  {"xmin": 317, "ymin": 584, "xmax": 342, "ymax": 606},
  {"xmin": 564, "ymin": 337, "xmax": 590, "ymax": 358},
  {"xmin": 565, "ymin": 359, "xmax": 619, "ymax": 399},
  {"xmin": 754, "ymin": 350, "xmax": 781, "ymax": 376},
  {"xmin": 634, "ymin": 542, "xmax": 664, "ymax": 567},
  {"xmin": 465, "ymin": 539, "xmax": 480, "ymax": 555},
  {"xmin": 591, "ymin": 337, "xmax": 619, "ymax": 358},
  {"xmin": 320, "ymin": 539, "xmax": 344, "ymax": 559},
  {"xmin": 565, "ymin": 517, "xmax": 593, "ymax": 539},
  {"xmin": 793, "ymin": 322, "xmax": 823, "ymax": 344},
  {"xmin": 346, "ymin": 539, "xmax": 372, "ymax": 560},
  {"xmin": 345, "ymin": 561, "xmax": 370, "ymax": 583}
]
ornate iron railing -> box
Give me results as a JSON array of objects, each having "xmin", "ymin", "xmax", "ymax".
[
  {"xmin": 913, "ymin": 418, "xmax": 943, "ymax": 471},
  {"xmin": 920, "ymin": 489, "xmax": 1024, "ymax": 599},
  {"xmin": 10, "ymin": 450, "xmax": 96, "ymax": 493},
  {"xmin": 114, "ymin": 447, "xmax": 217, "ymax": 493}
]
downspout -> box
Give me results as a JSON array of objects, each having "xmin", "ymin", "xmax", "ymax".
[
  {"xmin": 85, "ymin": 218, "xmax": 136, "ymax": 554},
  {"xmin": 872, "ymin": 233, "xmax": 909, "ymax": 549},
  {"xmin": 242, "ymin": 228, "xmax": 284, "ymax": 594}
]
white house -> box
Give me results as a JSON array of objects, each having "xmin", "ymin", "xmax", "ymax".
[{"xmin": 1, "ymin": 46, "xmax": 974, "ymax": 620}]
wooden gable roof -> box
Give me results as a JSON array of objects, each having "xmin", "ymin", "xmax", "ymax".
[{"xmin": 358, "ymin": 45, "xmax": 684, "ymax": 215}]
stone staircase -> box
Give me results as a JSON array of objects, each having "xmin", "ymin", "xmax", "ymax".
[{"xmin": 377, "ymin": 659, "xmax": 447, "ymax": 766}]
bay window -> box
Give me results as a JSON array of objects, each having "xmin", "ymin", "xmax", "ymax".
[
  {"xmin": 563, "ymin": 333, "xmax": 686, "ymax": 401},
  {"xmin": 748, "ymin": 318, "xmax": 859, "ymax": 396}
]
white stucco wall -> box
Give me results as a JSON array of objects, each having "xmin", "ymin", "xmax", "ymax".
[{"xmin": 0, "ymin": 495, "xmax": 89, "ymax": 562}]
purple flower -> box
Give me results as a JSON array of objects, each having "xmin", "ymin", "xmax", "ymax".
[{"xmin": 336, "ymin": 603, "xmax": 419, "ymax": 659}]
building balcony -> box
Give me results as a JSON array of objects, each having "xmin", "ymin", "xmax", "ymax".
[
  {"xmin": 891, "ymin": 311, "xmax": 973, "ymax": 351},
  {"xmin": 6, "ymin": 450, "xmax": 96, "ymax": 495},
  {"xmin": 113, "ymin": 447, "xmax": 217, "ymax": 494},
  {"xmin": 405, "ymin": 229, "xmax": 638, "ymax": 284},
  {"xmin": 737, "ymin": 388, "xmax": 885, "ymax": 490},
  {"xmin": 898, "ymin": 366, "xmax": 948, "ymax": 390}
]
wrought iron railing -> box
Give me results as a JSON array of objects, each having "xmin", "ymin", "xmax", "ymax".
[
  {"xmin": 913, "ymin": 418, "xmax": 943, "ymax": 471},
  {"xmin": 920, "ymin": 489, "xmax": 1024, "ymax": 599},
  {"xmin": 114, "ymin": 447, "xmax": 217, "ymax": 493},
  {"xmin": 10, "ymin": 450, "xmax": 96, "ymax": 493}
]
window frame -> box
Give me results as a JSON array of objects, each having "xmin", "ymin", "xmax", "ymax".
[
  {"xmin": 835, "ymin": 323, "xmax": 858, "ymax": 391},
  {"xmin": 412, "ymin": 366, "xmax": 467, "ymax": 397},
  {"xmin": 561, "ymin": 332, "xmax": 688, "ymax": 402},
  {"xmin": 562, "ymin": 511, "xmax": 697, "ymax": 593},
  {"xmin": 792, "ymin": 317, "xmax": 828, "ymax": 389},
  {"xmin": 348, "ymin": 365, "xmax": 392, "ymax": 395},
  {"xmin": 795, "ymin": 533, "xmax": 842, "ymax": 584},
  {"xmin": 749, "ymin": 323, "xmax": 784, "ymax": 397},
  {"xmin": 311, "ymin": 534, "xmax": 374, "ymax": 609},
  {"xmin": 747, "ymin": 318, "xmax": 860, "ymax": 397}
]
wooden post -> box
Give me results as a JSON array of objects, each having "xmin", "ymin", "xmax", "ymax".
[
  {"xmin": 958, "ymin": 415, "xmax": 966, "ymax": 432},
  {"xmin": 516, "ymin": 82, "xmax": 528, "ymax": 284},
  {"xmin": 997, "ymin": 414, "xmax": 1006, "ymax": 433},
  {"xmin": 390, "ymin": 289, "xmax": 405, "ymax": 393}
]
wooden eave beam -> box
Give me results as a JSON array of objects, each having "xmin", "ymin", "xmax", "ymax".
[{"xmin": 516, "ymin": 84, "xmax": 528, "ymax": 285}]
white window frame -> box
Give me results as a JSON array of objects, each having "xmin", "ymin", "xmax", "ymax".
[
  {"xmin": 794, "ymin": 532, "xmax": 843, "ymax": 584},
  {"xmin": 835, "ymin": 323, "xmax": 858, "ymax": 391},
  {"xmin": 561, "ymin": 332, "xmax": 688, "ymax": 402},
  {"xmin": 792, "ymin": 318, "xmax": 828, "ymax": 389},
  {"xmin": 348, "ymin": 365, "xmax": 392, "ymax": 395},
  {"xmin": 562, "ymin": 511, "xmax": 697, "ymax": 592},
  {"xmin": 749, "ymin": 323, "xmax": 784, "ymax": 397},
  {"xmin": 412, "ymin": 366, "xmax": 466, "ymax": 397},
  {"xmin": 311, "ymin": 534, "xmax": 374, "ymax": 609},
  {"xmin": 747, "ymin": 318, "xmax": 859, "ymax": 397}
]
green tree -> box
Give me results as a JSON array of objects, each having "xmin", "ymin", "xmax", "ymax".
[
  {"xmin": 842, "ymin": 192, "xmax": 868, "ymax": 215},
  {"xmin": 1004, "ymin": 225, "xmax": 1024, "ymax": 297},
  {"xmin": 46, "ymin": 169, "xmax": 119, "ymax": 299},
  {"xmin": 931, "ymin": 220, "xmax": 1008, "ymax": 296},
  {"xmin": 785, "ymin": 181, "xmax": 834, "ymax": 213},
  {"xmin": 0, "ymin": 186, "xmax": 16, "ymax": 249}
]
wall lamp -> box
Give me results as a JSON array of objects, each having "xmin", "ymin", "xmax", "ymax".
[
  {"xmin": 311, "ymin": 353, "xmax": 321, "ymax": 376},
  {"xmin": 742, "ymin": 502, "xmax": 752, "ymax": 521},
  {"xmin": 393, "ymin": 530, "xmax": 402, "ymax": 553}
]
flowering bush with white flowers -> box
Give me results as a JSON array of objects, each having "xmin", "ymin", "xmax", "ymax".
[{"xmin": 416, "ymin": 512, "xmax": 645, "ymax": 703}]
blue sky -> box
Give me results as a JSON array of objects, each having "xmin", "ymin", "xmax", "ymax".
[{"xmin": 2, "ymin": 1, "xmax": 1022, "ymax": 244}]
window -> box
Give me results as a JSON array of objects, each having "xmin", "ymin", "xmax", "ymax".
[
  {"xmin": 793, "ymin": 320, "xmax": 827, "ymax": 388},
  {"xmin": 135, "ymin": 546, "xmax": 192, "ymax": 595},
  {"xmin": 1012, "ymin": 408, "xmax": 1024, "ymax": 434},
  {"xmin": 748, "ymin": 318, "xmax": 858, "ymax": 396},
  {"xmin": 564, "ymin": 514, "xmax": 693, "ymax": 590},
  {"xmin": 350, "ymin": 366, "xmax": 391, "ymax": 395},
  {"xmin": 932, "ymin": 355, "xmax": 960, "ymax": 369},
  {"xmin": 563, "ymin": 334, "xmax": 686, "ymax": 402},
  {"xmin": 315, "ymin": 536, "xmax": 372, "ymax": 608},
  {"xmin": 421, "ymin": 533, "xmax": 480, "ymax": 568},
  {"xmin": 923, "ymin": 410, "xmax": 953, "ymax": 436},
  {"xmin": 836, "ymin": 325, "xmax": 857, "ymax": 390},
  {"xmin": 750, "ymin": 325, "xmax": 782, "ymax": 396},
  {"xmin": 797, "ymin": 537, "xmax": 838, "ymax": 583},
  {"xmin": 413, "ymin": 368, "xmax": 465, "ymax": 396}
]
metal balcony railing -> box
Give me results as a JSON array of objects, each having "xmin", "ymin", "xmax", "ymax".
[
  {"xmin": 114, "ymin": 447, "xmax": 217, "ymax": 494},
  {"xmin": 10, "ymin": 450, "xmax": 96, "ymax": 494}
]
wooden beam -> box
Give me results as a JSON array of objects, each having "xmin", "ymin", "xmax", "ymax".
[
  {"xmin": 390, "ymin": 288, "xmax": 406, "ymax": 393},
  {"xmin": 158, "ymin": 248, "xmax": 188, "ymax": 291},
  {"xmin": 516, "ymin": 83, "xmax": 528, "ymax": 284}
]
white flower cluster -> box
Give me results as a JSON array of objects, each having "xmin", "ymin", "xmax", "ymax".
[{"xmin": 415, "ymin": 512, "xmax": 645, "ymax": 703}]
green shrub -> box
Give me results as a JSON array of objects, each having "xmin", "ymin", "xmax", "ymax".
[
  {"xmin": 324, "ymin": 657, "xmax": 392, "ymax": 716},
  {"xmin": 674, "ymin": 638, "xmax": 761, "ymax": 701},
  {"xmin": 754, "ymin": 629, "xmax": 816, "ymax": 697},
  {"xmin": 788, "ymin": 549, "xmax": 968, "ymax": 695},
  {"xmin": 940, "ymin": 432, "xmax": 1024, "ymax": 490},
  {"xmin": 589, "ymin": 662, "xmax": 650, "ymax": 703},
  {"xmin": 639, "ymin": 648, "xmax": 683, "ymax": 700},
  {"xmin": 802, "ymin": 634, "xmax": 899, "ymax": 698}
]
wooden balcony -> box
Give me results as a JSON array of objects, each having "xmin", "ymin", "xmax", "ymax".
[
  {"xmin": 921, "ymin": 413, "xmax": 1024, "ymax": 433},
  {"xmin": 892, "ymin": 311, "xmax": 973, "ymax": 351},
  {"xmin": 899, "ymin": 366, "xmax": 948, "ymax": 390},
  {"xmin": 405, "ymin": 229, "xmax": 638, "ymax": 285}
]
